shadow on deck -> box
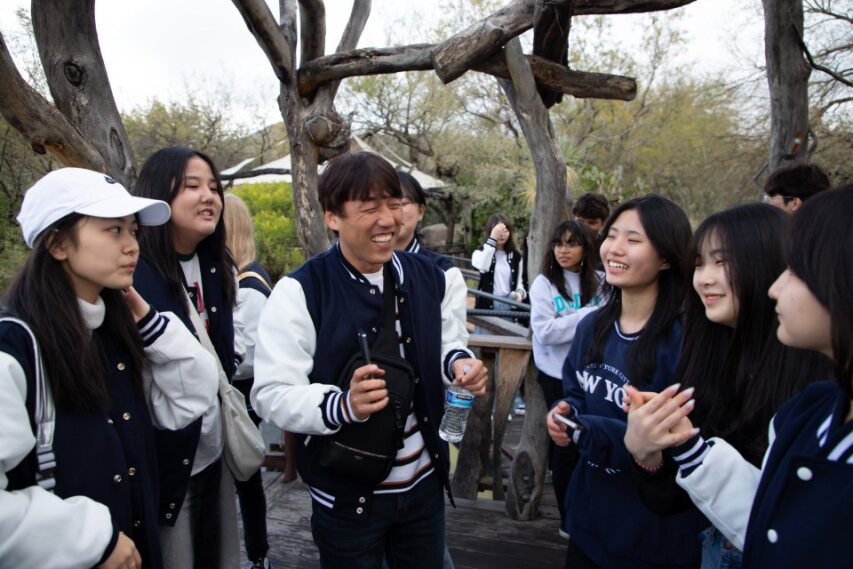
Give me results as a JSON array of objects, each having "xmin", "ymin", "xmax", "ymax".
[{"xmin": 243, "ymin": 418, "xmax": 567, "ymax": 569}]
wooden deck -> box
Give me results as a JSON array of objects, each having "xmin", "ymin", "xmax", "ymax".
[{"xmin": 241, "ymin": 418, "xmax": 568, "ymax": 568}]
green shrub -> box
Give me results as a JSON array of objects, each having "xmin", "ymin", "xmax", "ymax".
[{"xmin": 230, "ymin": 182, "xmax": 303, "ymax": 281}]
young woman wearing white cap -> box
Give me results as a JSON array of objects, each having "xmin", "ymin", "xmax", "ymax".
[
  {"xmin": 0, "ymin": 168, "xmax": 219, "ymax": 569},
  {"xmin": 133, "ymin": 148, "xmax": 244, "ymax": 569}
]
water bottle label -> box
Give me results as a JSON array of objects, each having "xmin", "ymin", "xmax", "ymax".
[{"xmin": 446, "ymin": 390, "xmax": 474, "ymax": 408}]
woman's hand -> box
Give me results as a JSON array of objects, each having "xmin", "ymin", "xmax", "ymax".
[
  {"xmin": 489, "ymin": 222, "xmax": 507, "ymax": 241},
  {"xmin": 122, "ymin": 286, "xmax": 150, "ymax": 322},
  {"xmin": 623, "ymin": 384, "xmax": 697, "ymax": 468},
  {"xmin": 98, "ymin": 532, "xmax": 141, "ymax": 569},
  {"xmin": 547, "ymin": 401, "xmax": 574, "ymax": 447}
]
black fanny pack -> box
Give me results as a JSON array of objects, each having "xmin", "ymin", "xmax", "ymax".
[{"xmin": 317, "ymin": 265, "xmax": 416, "ymax": 485}]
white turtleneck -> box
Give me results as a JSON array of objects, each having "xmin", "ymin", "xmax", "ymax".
[{"xmin": 77, "ymin": 296, "xmax": 106, "ymax": 331}]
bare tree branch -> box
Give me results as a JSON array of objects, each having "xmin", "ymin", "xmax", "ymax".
[
  {"xmin": 432, "ymin": 0, "xmax": 697, "ymax": 83},
  {"xmin": 298, "ymin": 45, "xmax": 636, "ymax": 100},
  {"xmin": 574, "ymin": 0, "xmax": 697, "ymax": 15},
  {"xmin": 318, "ymin": 0, "xmax": 371, "ymax": 104},
  {"xmin": 232, "ymin": 0, "xmax": 295, "ymax": 84},
  {"xmin": 804, "ymin": 1, "xmax": 853, "ymax": 25},
  {"xmin": 298, "ymin": 0, "xmax": 325, "ymax": 65},
  {"xmin": 795, "ymin": 23, "xmax": 853, "ymax": 88}
]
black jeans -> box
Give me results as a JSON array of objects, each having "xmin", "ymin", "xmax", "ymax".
[
  {"xmin": 310, "ymin": 472, "xmax": 445, "ymax": 569},
  {"xmin": 233, "ymin": 378, "xmax": 270, "ymax": 562},
  {"xmin": 537, "ymin": 371, "xmax": 581, "ymax": 526}
]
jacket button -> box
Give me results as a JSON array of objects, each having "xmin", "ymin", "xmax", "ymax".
[
  {"xmin": 423, "ymin": 417, "xmax": 429, "ymax": 423},
  {"xmin": 113, "ymin": 474, "xmax": 122, "ymax": 483},
  {"xmin": 117, "ymin": 362, "xmax": 126, "ymax": 371},
  {"xmin": 211, "ymin": 306, "xmax": 217, "ymax": 313},
  {"xmin": 107, "ymin": 418, "xmax": 114, "ymax": 424},
  {"xmin": 415, "ymin": 377, "xmax": 420, "ymax": 384},
  {"xmin": 169, "ymin": 502, "xmax": 176, "ymax": 509},
  {"xmin": 133, "ymin": 520, "xmax": 141, "ymax": 528},
  {"xmin": 405, "ymin": 337, "xmax": 412, "ymax": 343},
  {"xmin": 766, "ymin": 529, "xmax": 778, "ymax": 543},
  {"xmin": 399, "ymin": 297, "xmax": 405, "ymax": 304},
  {"xmin": 128, "ymin": 467, "xmax": 136, "ymax": 476},
  {"xmin": 165, "ymin": 513, "xmax": 173, "ymax": 520},
  {"xmin": 371, "ymin": 327, "xmax": 377, "ymax": 333},
  {"xmin": 122, "ymin": 412, "xmax": 131, "ymax": 421},
  {"xmin": 182, "ymin": 458, "xmax": 190, "ymax": 466},
  {"xmin": 796, "ymin": 466, "xmax": 813, "ymax": 481},
  {"xmin": 356, "ymin": 507, "xmax": 364, "ymax": 514},
  {"xmin": 358, "ymin": 496, "xmax": 366, "ymax": 504},
  {"xmin": 369, "ymin": 289, "xmax": 376, "ymax": 295},
  {"xmin": 210, "ymin": 267, "xmax": 216, "ymax": 273}
]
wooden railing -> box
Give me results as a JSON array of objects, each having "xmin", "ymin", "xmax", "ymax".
[{"xmin": 452, "ymin": 329, "xmax": 549, "ymax": 521}]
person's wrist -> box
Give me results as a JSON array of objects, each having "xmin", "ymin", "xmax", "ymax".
[{"xmin": 634, "ymin": 452, "xmax": 664, "ymax": 472}]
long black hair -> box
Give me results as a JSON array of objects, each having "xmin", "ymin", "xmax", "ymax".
[
  {"xmin": 4, "ymin": 214, "xmax": 145, "ymax": 412},
  {"xmin": 134, "ymin": 147, "xmax": 235, "ymax": 310},
  {"xmin": 786, "ymin": 184, "xmax": 853, "ymax": 397},
  {"xmin": 539, "ymin": 220, "xmax": 599, "ymax": 306},
  {"xmin": 586, "ymin": 195, "xmax": 692, "ymax": 387},
  {"xmin": 677, "ymin": 203, "xmax": 828, "ymax": 465}
]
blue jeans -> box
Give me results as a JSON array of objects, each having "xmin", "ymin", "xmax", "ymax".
[
  {"xmin": 311, "ymin": 472, "xmax": 445, "ymax": 569},
  {"xmin": 700, "ymin": 526, "xmax": 743, "ymax": 569}
]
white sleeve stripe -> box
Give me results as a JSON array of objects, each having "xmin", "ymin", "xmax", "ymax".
[
  {"xmin": 308, "ymin": 487, "xmax": 335, "ymax": 508},
  {"xmin": 672, "ymin": 436, "xmax": 707, "ymax": 463},
  {"xmin": 138, "ymin": 312, "xmax": 168, "ymax": 345},
  {"xmin": 828, "ymin": 429, "xmax": 853, "ymax": 461},
  {"xmin": 678, "ymin": 445, "xmax": 712, "ymax": 471}
]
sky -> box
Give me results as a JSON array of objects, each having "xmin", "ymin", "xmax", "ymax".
[{"xmin": 0, "ymin": 0, "xmax": 764, "ymax": 123}]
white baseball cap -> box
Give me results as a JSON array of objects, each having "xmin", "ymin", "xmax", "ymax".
[{"xmin": 17, "ymin": 167, "xmax": 172, "ymax": 248}]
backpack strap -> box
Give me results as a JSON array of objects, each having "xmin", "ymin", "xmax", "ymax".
[
  {"xmin": 0, "ymin": 317, "xmax": 56, "ymax": 492},
  {"xmin": 237, "ymin": 270, "xmax": 272, "ymax": 293}
]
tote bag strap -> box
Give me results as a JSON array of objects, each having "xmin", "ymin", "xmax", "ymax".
[
  {"xmin": 0, "ymin": 316, "xmax": 56, "ymax": 491},
  {"xmin": 182, "ymin": 289, "xmax": 230, "ymax": 394}
]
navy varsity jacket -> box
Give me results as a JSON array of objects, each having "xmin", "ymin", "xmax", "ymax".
[
  {"xmin": 252, "ymin": 245, "xmax": 472, "ymax": 519},
  {"xmin": 133, "ymin": 251, "xmax": 236, "ymax": 526}
]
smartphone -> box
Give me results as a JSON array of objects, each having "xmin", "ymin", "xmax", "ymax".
[
  {"xmin": 357, "ymin": 330, "xmax": 371, "ymax": 365},
  {"xmin": 552, "ymin": 411, "xmax": 584, "ymax": 431}
]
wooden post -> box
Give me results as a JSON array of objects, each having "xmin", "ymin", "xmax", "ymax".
[
  {"xmin": 451, "ymin": 349, "xmax": 496, "ymax": 499},
  {"xmin": 506, "ymin": 364, "xmax": 550, "ymax": 520}
]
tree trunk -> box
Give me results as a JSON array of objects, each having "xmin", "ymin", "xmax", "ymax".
[
  {"xmin": 763, "ymin": 0, "xmax": 811, "ymax": 170},
  {"xmin": 500, "ymin": 39, "xmax": 570, "ymax": 288},
  {"xmin": 31, "ymin": 0, "xmax": 136, "ymax": 187},
  {"xmin": 0, "ymin": 32, "xmax": 106, "ymax": 171}
]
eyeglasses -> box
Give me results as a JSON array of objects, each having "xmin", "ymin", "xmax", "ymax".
[
  {"xmin": 552, "ymin": 241, "xmax": 579, "ymax": 250},
  {"xmin": 762, "ymin": 193, "xmax": 793, "ymax": 203}
]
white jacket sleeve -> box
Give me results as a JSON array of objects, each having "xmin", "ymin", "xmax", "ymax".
[
  {"xmin": 252, "ymin": 277, "xmax": 343, "ymax": 435},
  {"xmin": 471, "ymin": 240, "xmax": 497, "ymax": 273},
  {"xmin": 530, "ymin": 276, "xmax": 598, "ymax": 346},
  {"xmin": 444, "ymin": 266, "xmax": 470, "ymax": 346},
  {"xmin": 440, "ymin": 270, "xmax": 475, "ymax": 381},
  {"xmin": 0, "ymin": 352, "xmax": 113, "ymax": 569},
  {"xmin": 674, "ymin": 429, "xmax": 771, "ymax": 550},
  {"xmin": 514, "ymin": 255, "xmax": 527, "ymax": 301},
  {"xmin": 233, "ymin": 288, "xmax": 268, "ymax": 380},
  {"xmin": 141, "ymin": 311, "xmax": 220, "ymax": 430}
]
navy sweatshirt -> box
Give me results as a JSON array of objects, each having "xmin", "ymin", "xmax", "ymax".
[{"xmin": 561, "ymin": 312, "xmax": 707, "ymax": 569}]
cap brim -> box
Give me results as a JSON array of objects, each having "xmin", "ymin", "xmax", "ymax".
[{"xmin": 77, "ymin": 196, "xmax": 171, "ymax": 226}]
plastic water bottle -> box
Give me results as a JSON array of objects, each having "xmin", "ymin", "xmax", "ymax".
[{"xmin": 439, "ymin": 363, "xmax": 476, "ymax": 443}]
